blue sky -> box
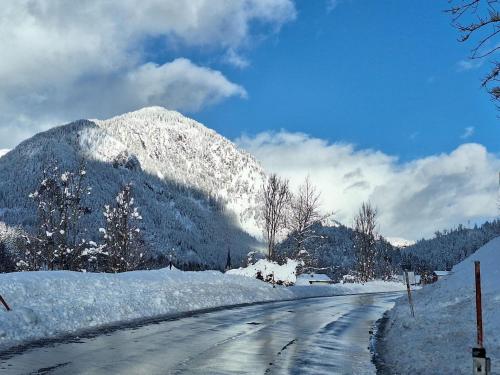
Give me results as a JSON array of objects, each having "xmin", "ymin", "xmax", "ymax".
[
  {"xmin": 0, "ymin": 1, "xmax": 498, "ymax": 239},
  {"xmin": 193, "ymin": 1, "xmax": 499, "ymax": 160}
]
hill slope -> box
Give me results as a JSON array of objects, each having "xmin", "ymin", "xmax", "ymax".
[
  {"xmin": 401, "ymin": 220, "xmax": 500, "ymax": 271},
  {"xmin": 0, "ymin": 107, "xmax": 265, "ymax": 268},
  {"xmin": 381, "ymin": 236, "xmax": 500, "ymax": 374},
  {"xmin": 277, "ymin": 222, "xmax": 401, "ymax": 281}
]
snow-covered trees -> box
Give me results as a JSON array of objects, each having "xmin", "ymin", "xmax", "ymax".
[
  {"xmin": 262, "ymin": 174, "xmax": 291, "ymax": 260},
  {"xmin": 402, "ymin": 220, "xmax": 500, "ymax": 271},
  {"xmin": 10, "ymin": 162, "xmax": 150, "ymax": 273},
  {"xmin": 100, "ymin": 183, "xmax": 144, "ymax": 273},
  {"xmin": 374, "ymin": 238, "xmax": 399, "ymax": 281},
  {"xmin": 24, "ymin": 163, "xmax": 91, "ymax": 271},
  {"xmin": 353, "ymin": 202, "xmax": 377, "ymax": 282}
]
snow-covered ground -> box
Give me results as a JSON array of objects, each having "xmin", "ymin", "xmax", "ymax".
[
  {"xmin": 381, "ymin": 236, "xmax": 500, "ymax": 374},
  {"xmin": 0, "ymin": 267, "xmax": 405, "ymax": 351}
]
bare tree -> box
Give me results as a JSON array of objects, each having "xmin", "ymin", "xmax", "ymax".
[
  {"xmin": 262, "ymin": 174, "xmax": 291, "ymax": 260},
  {"xmin": 288, "ymin": 177, "xmax": 331, "ymax": 272},
  {"xmin": 447, "ymin": 0, "xmax": 500, "ymax": 105},
  {"xmin": 289, "ymin": 177, "xmax": 322, "ymax": 251},
  {"xmin": 353, "ymin": 202, "xmax": 377, "ymax": 282}
]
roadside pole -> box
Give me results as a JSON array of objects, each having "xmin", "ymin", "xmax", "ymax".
[
  {"xmin": 404, "ymin": 270, "xmax": 415, "ymax": 318},
  {"xmin": 0, "ymin": 294, "xmax": 10, "ymax": 311},
  {"xmin": 472, "ymin": 261, "xmax": 490, "ymax": 374}
]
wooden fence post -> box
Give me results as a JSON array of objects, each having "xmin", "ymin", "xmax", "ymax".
[
  {"xmin": 472, "ymin": 261, "xmax": 490, "ymax": 374},
  {"xmin": 475, "ymin": 261, "xmax": 483, "ymax": 348},
  {"xmin": 404, "ymin": 270, "xmax": 415, "ymax": 318},
  {"xmin": 0, "ymin": 294, "xmax": 10, "ymax": 311}
]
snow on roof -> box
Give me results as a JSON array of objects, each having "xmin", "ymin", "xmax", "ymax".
[
  {"xmin": 295, "ymin": 273, "xmax": 332, "ymax": 285},
  {"xmin": 298, "ymin": 273, "xmax": 331, "ymax": 281},
  {"xmin": 434, "ymin": 270, "xmax": 451, "ymax": 276}
]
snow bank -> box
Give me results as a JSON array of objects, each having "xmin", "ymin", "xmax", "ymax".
[
  {"xmin": 226, "ymin": 259, "xmax": 299, "ymax": 285},
  {"xmin": 381, "ymin": 236, "xmax": 500, "ymax": 374},
  {"xmin": 0, "ymin": 268, "xmax": 406, "ymax": 351}
]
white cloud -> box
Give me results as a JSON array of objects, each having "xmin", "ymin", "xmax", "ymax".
[
  {"xmin": 237, "ymin": 131, "xmax": 500, "ymax": 240},
  {"xmin": 223, "ymin": 49, "xmax": 251, "ymax": 69},
  {"xmin": 0, "ymin": 58, "xmax": 247, "ymax": 148},
  {"xmin": 461, "ymin": 126, "xmax": 475, "ymax": 139},
  {"xmin": 0, "ymin": 0, "xmax": 295, "ymax": 148},
  {"xmin": 456, "ymin": 59, "xmax": 484, "ymax": 72},
  {"xmin": 126, "ymin": 59, "xmax": 248, "ymax": 111},
  {"xmin": 68, "ymin": 59, "xmax": 248, "ymax": 116},
  {"xmin": 326, "ymin": 0, "xmax": 341, "ymax": 13},
  {"xmin": 326, "ymin": 0, "xmax": 351, "ymax": 13}
]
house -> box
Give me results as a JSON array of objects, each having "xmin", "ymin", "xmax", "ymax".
[
  {"xmin": 434, "ymin": 270, "xmax": 452, "ymax": 280},
  {"xmin": 421, "ymin": 270, "xmax": 452, "ymax": 285},
  {"xmin": 295, "ymin": 273, "xmax": 333, "ymax": 285},
  {"xmin": 398, "ymin": 272, "xmax": 421, "ymax": 286}
]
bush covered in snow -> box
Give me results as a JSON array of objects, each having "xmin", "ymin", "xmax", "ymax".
[{"xmin": 227, "ymin": 259, "xmax": 300, "ymax": 286}]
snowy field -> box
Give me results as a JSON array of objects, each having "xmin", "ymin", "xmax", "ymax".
[
  {"xmin": 381, "ymin": 236, "xmax": 500, "ymax": 374},
  {"xmin": 0, "ymin": 267, "xmax": 405, "ymax": 351}
]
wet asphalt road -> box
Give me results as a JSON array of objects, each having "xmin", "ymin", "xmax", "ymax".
[{"xmin": 0, "ymin": 292, "xmax": 400, "ymax": 375}]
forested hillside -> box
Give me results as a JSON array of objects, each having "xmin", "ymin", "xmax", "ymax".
[
  {"xmin": 276, "ymin": 222, "xmax": 401, "ymax": 282},
  {"xmin": 0, "ymin": 108, "xmax": 265, "ymax": 269},
  {"xmin": 401, "ymin": 220, "xmax": 500, "ymax": 271}
]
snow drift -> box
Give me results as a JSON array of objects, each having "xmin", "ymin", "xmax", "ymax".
[
  {"xmin": 0, "ymin": 269, "xmax": 406, "ymax": 351},
  {"xmin": 381, "ymin": 236, "xmax": 500, "ymax": 374}
]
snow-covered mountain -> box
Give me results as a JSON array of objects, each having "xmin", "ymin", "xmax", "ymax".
[
  {"xmin": 386, "ymin": 237, "xmax": 415, "ymax": 248},
  {"xmin": 92, "ymin": 107, "xmax": 265, "ymax": 236},
  {"xmin": 0, "ymin": 107, "xmax": 266, "ymax": 268}
]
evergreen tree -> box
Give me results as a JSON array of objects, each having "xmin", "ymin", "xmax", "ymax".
[
  {"xmin": 101, "ymin": 183, "xmax": 145, "ymax": 272},
  {"xmin": 225, "ymin": 248, "xmax": 231, "ymax": 271},
  {"xmin": 0, "ymin": 241, "xmax": 15, "ymax": 273}
]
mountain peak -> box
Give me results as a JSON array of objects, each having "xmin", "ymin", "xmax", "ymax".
[
  {"xmin": 95, "ymin": 106, "xmax": 217, "ymax": 138},
  {"xmin": 107, "ymin": 106, "xmax": 178, "ymax": 118},
  {"xmin": 90, "ymin": 108, "xmax": 264, "ymax": 237}
]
